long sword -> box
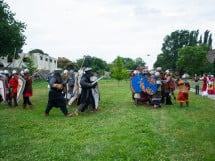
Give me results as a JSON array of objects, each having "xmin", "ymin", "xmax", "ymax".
[{"xmin": 91, "ymin": 76, "xmax": 104, "ymax": 85}]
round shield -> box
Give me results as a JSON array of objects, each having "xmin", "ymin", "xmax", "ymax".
[
  {"xmin": 140, "ymin": 77, "xmax": 157, "ymax": 95},
  {"xmin": 130, "ymin": 74, "xmax": 144, "ymax": 93},
  {"xmin": 131, "ymin": 75, "xmax": 157, "ymax": 95}
]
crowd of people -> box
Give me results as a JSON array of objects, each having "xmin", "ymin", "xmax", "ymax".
[
  {"xmin": 0, "ymin": 68, "xmax": 33, "ymax": 109},
  {"xmin": 44, "ymin": 67, "xmax": 100, "ymax": 117},
  {"xmin": 0, "ymin": 67, "xmax": 101, "ymax": 118},
  {"xmin": 130, "ymin": 66, "xmax": 215, "ymax": 109},
  {"xmin": 194, "ymin": 73, "xmax": 215, "ymax": 96},
  {"xmin": 130, "ymin": 66, "xmax": 183, "ymax": 109},
  {"xmin": 0, "ymin": 64, "xmax": 214, "ymax": 116}
]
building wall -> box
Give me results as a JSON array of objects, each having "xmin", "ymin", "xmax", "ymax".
[
  {"xmin": 0, "ymin": 53, "xmax": 58, "ymax": 71},
  {"xmin": 0, "ymin": 56, "xmax": 9, "ymax": 67},
  {"xmin": 33, "ymin": 54, "xmax": 57, "ymax": 71}
]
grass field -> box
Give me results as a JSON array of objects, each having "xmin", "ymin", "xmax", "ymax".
[{"xmin": 0, "ymin": 79, "xmax": 215, "ymax": 161}]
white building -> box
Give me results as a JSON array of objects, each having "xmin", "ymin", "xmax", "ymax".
[
  {"xmin": 0, "ymin": 56, "xmax": 8, "ymax": 67},
  {"xmin": 0, "ymin": 53, "xmax": 58, "ymax": 72}
]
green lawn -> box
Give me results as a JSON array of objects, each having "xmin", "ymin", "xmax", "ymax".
[{"xmin": 0, "ymin": 79, "xmax": 215, "ymax": 161}]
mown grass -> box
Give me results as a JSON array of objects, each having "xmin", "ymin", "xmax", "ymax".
[{"xmin": 0, "ymin": 79, "xmax": 215, "ymax": 161}]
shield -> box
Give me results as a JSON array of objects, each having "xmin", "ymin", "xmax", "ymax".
[
  {"xmin": 17, "ymin": 76, "xmax": 26, "ymax": 102},
  {"xmin": 130, "ymin": 74, "xmax": 144, "ymax": 93},
  {"xmin": 140, "ymin": 77, "xmax": 157, "ymax": 95},
  {"xmin": 0, "ymin": 77, "xmax": 6, "ymax": 102},
  {"xmin": 131, "ymin": 74, "xmax": 157, "ymax": 95},
  {"xmin": 67, "ymin": 71, "xmax": 82, "ymax": 106},
  {"xmin": 90, "ymin": 76, "xmax": 100, "ymax": 109}
]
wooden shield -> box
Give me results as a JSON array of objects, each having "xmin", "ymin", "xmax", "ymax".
[
  {"xmin": 0, "ymin": 77, "xmax": 6, "ymax": 102},
  {"xmin": 17, "ymin": 76, "xmax": 26, "ymax": 102}
]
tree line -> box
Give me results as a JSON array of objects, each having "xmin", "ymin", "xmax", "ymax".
[
  {"xmin": 154, "ymin": 30, "xmax": 214, "ymax": 75},
  {"xmin": 1, "ymin": 0, "xmax": 214, "ymax": 77}
]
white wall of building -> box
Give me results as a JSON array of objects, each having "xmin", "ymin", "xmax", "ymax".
[
  {"xmin": 31, "ymin": 53, "xmax": 57, "ymax": 71},
  {"xmin": 0, "ymin": 53, "xmax": 58, "ymax": 71}
]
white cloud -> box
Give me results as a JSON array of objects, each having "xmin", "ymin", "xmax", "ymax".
[{"xmin": 6, "ymin": 0, "xmax": 215, "ymax": 68}]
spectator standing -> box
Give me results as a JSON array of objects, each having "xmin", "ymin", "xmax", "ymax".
[
  {"xmin": 193, "ymin": 74, "xmax": 200, "ymax": 95},
  {"xmin": 201, "ymin": 74, "xmax": 209, "ymax": 96}
]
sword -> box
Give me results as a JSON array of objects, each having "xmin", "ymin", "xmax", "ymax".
[{"xmin": 91, "ymin": 76, "xmax": 104, "ymax": 85}]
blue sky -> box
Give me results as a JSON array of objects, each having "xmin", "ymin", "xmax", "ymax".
[{"xmin": 6, "ymin": 0, "xmax": 215, "ymax": 68}]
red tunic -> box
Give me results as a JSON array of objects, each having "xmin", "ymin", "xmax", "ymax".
[
  {"xmin": 8, "ymin": 76, "xmax": 19, "ymax": 94},
  {"xmin": 176, "ymin": 80, "xmax": 190, "ymax": 103}
]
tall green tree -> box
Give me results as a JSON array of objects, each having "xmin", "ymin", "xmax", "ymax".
[
  {"xmin": 0, "ymin": 0, "xmax": 26, "ymax": 60},
  {"xmin": 154, "ymin": 29, "xmax": 213, "ymax": 71},
  {"xmin": 121, "ymin": 57, "xmax": 136, "ymax": 70},
  {"xmin": 76, "ymin": 55, "xmax": 108, "ymax": 75},
  {"xmin": 111, "ymin": 56, "xmax": 129, "ymax": 85},
  {"xmin": 113, "ymin": 57, "xmax": 145, "ymax": 70},
  {"xmin": 202, "ymin": 30, "xmax": 212, "ymax": 49},
  {"xmin": 177, "ymin": 45, "xmax": 211, "ymax": 75},
  {"xmin": 153, "ymin": 53, "xmax": 171, "ymax": 70},
  {"xmin": 160, "ymin": 30, "xmax": 192, "ymax": 70},
  {"xmin": 58, "ymin": 57, "xmax": 76, "ymax": 70}
]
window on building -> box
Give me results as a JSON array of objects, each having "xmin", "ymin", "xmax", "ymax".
[
  {"xmin": 45, "ymin": 58, "xmax": 48, "ymax": 61},
  {"xmin": 40, "ymin": 56, "xmax": 43, "ymax": 60},
  {"xmin": 50, "ymin": 59, "xmax": 52, "ymax": 62}
]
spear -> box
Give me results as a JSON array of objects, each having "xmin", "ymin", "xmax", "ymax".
[{"xmin": 80, "ymin": 56, "xmax": 86, "ymax": 69}]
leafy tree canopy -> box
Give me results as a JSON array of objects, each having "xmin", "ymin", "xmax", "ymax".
[
  {"xmin": 112, "ymin": 56, "xmax": 146, "ymax": 70},
  {"xmin": 28, "ymin": 49, "xmax": 48, "ymax": 55},
  {"xmin": 177, "ymin": 45, "xmax": 213, "ymax": 75},
  {"xmin": 111, "ymin": 56, "xmax": 129, "ymax": 82},
  {"xmin": 0, "ymin": 0, "xmax": 26, "ymax": 59},
  {"xmin": 76, "ymin": 55, "xmax": 108, "ymax": 75},
  {"xmin": 154, "ymin": 29, "xmax": 213, "ymax": 71},
  {"xmin": 58, "ymin": 57, "xmax": 76, "ymax": 70}
]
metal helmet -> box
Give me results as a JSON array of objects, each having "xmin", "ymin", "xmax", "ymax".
[
  {"xmin": 24, "ymin": 68, "xmax": 30, "ymax": 74},
  {"xmin": 155, "ymin": 72, "xmax": 160, "ymax": 77},
  {"xmin": 4, "ymin": 70, "xmax": 9, "ymax": 74},
  {"xmin": 12, "ymin": 70, "xmax": 17, "ymax": 74},
  {"xmin": 63, "ymin": 69, "xmax": 69, "ymax": 74},
  {"xmin": 84, "ymin": 67, "xmax": 92, "ymax": 72}
]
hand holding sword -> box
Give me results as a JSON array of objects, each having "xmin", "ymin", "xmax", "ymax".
[{"xmin": 91, "ymin": 76, "xmax": 104, "ymax": 85}]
